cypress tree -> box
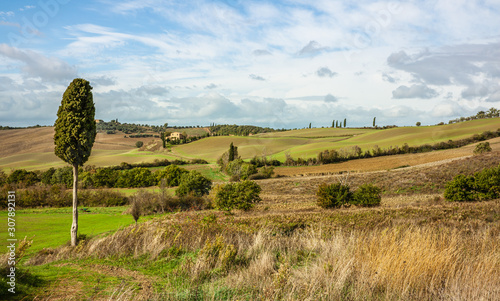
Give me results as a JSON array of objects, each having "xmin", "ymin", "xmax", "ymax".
[{"xmin": 54, "ymin": 78, "xmax": 96, "ymax": 246}]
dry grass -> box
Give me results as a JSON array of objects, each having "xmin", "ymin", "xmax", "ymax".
[
  {"xmin": 14, "ymin": 147, "xmax": 500, "ymax": 300},
  {"xmin": 26, "ymin": 196, "xmax": 500, "ymax": 300}
]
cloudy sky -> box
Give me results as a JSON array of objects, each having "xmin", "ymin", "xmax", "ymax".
[{"xmin": 1, "ymin": 0, "xmax": 499, "ymax": 128}]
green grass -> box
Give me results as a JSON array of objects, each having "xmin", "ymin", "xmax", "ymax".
[{"xmin": 0, "ymin": 207, "xmax": 139, "ymax": 255}]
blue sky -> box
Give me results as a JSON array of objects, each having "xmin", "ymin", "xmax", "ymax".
[{"xmin": 1, "ymin": 0, "xmax": 499, "ymax": 128}]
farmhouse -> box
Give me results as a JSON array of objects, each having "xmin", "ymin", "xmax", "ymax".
[{"xmin": 169, "ymin": 132, "xmax": 185, "ymax": 140}]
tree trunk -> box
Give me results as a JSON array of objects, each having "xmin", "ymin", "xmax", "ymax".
[{"xmin": 71, "ymin": 164, "xmax": 78, "ymax": 246}]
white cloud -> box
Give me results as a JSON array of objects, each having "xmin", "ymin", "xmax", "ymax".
[
  {"xmin": 0, "ymin": 44, "xmax": 77, "ymax": 82},
  {"xmin": 392, "ymin": 84, "xmax": 438, "ymax": 99},
  {"xmin": 316, "ymin": 67, "xmax": 337, "ymax": 78},
  {"xmin": 249, "ymin": 74, "xmax": 266, "ymax": 81}
]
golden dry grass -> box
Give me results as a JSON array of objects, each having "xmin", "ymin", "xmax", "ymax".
[{"xmin": 26, "ymin": 197, "xmax": 500, "ymax": 300}]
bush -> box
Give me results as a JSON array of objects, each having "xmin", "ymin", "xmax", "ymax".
[
  {"xmin": 136, "ymin": 141, "xmax": 144, "ymax": 148},
  {"xmin": 7, "ymin": 169, "xmax": 39, "ymax": 186},
  {"xmin": 316, "ymin": 183, "xmax": 352, "ymax": 208},
  {"xmin": 116, "ymin": 168, "xmax": 155, "ymax": 188},
  {"xmin": 352, "ymin": 184, "xmax": 381, "ymax": 207},
  {"xmin": 176, "ymin": 171, "xmax": 212, "ymax": 197},
  {"xmin": 213, "ymin": 180, "xmax": 262, "ymax": 212},
  {"xmin": 80, "ymin": 190, "xmax": 128, "ymax": 207},
  {"xmin": 154, "ymin": 165, "xmax": 188, "ymax": 187},
  {"xmin": 445, "ymin": 164, "xmax": 500, "ymax": 202},
  {"xmin": 444, "ymin": 174, "xmax": 476, "ymax": 202},
  {"xmin": 50, "ymin": 166, "xmax": 73, "ymax": 188},
  {"xmin": 473, "ymin": 165, "xmax": 500, "ymax": 200},
  {"xmin": 129, "ymin": 190, "xmax": 210, "ymax": 215},
  {"xmin": 474, "ymin": 142, "xmax": 492, "ymax": 155},
  {"xmin": 225, "ymin": 159, "xmax": 258, "ymax": 180}
]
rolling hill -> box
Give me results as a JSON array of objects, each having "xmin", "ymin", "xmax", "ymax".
[{"xmin": 1, "ymin": 118, "xmax": 500, "ymax": 171}]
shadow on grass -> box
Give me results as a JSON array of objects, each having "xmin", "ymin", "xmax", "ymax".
[{"xmin": 0, "ymin": 267, "xmax": 47, "ymax": 300}]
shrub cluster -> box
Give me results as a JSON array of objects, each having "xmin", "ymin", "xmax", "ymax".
[
  {"xmin": 316, "ymin": 183, "xmax": 381, "ymax": 208},
  {"xmin": 444, "ymin": 164, "xmax": 500, "ymax": 202},
  {"xmin": 129, "ymin": 189, "xmax": 211, "ymax": 216},
  {"xmin": 175, "ymin": 171, "xmax": 212, "ymax": 197},
  {"xmin": 474, "ymin": 142, "xmax": 492, "ymax": 155},
  {"xmin": 209, "ymin": 124, "xmax": 282, "ymax": 136},
  {"xmin": 5, "ymin": 163, "xmax": 209, "ymax": 189},
  {"xmin": 212, "ymin": 180, "xmax": 262, "ymax": 212},
  {"xmin": 0, "ymin": 184, "xmax": 128, "ymax": 208}
]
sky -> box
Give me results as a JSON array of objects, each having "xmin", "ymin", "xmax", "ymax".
[{"xmin": 0, "ymin": 0, "xmax": 499, "ymax": 128}]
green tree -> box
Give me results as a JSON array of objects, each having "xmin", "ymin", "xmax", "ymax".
[
  {"xmin": 343, "ymin": 118, "xmax": 346, "ymax": 128},
  {"xmin": 228, "ymin": 142, "xmax": 236, "ymax": 162},
  {"xmin": 176, "ymin": 171, "xmax": 212, "ymax": 197},
  {"xmin": 332, "ymin": 120, "xmax": 335, "ymax": 128},
  {"xmin": 54, "ymin": 78, "xmax": 96, "ymax": 246},
  {"xmin": 373, "ymin": 117, "xmax": 376, "ymax": 127},
  {"xmin": 135, "ymin": 141, "xmax": 144, "ymax": 148},
  {"xmin": 154, "ymin": 165, "xmax": 188, "ymax": 187},
  {"xmin": 213, "ymin": 180, "xmax": 262, "ymax": 212},
  {"xmin": 309, "ymin": 123, "xmax": 312, "ymax": 129},
  {"xmin": 416, "ymin": 121, "xmax": 421, "ymax": 126}
]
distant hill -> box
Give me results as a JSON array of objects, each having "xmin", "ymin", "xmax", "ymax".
[{"xmin": 1, "ymin": 118, "xmax": 499, "ymax": 171}]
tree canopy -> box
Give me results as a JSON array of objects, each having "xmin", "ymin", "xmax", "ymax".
[{"xmin": 54, "ymin": 78, "xmax": 96, "ymax": 167}]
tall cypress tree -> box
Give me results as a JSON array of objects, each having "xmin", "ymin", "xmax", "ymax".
[
  {"xmin": 54, "ymin": 78, "xmax": 96, "ymax": 247},
  {"xmin": 228, "ymin": 142, "xmax": 235, "ymax": 162}
]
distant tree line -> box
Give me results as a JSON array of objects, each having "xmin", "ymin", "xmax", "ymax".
[
  {"xmin": 209, "ymin": 124, "xmax": 286, "ymax": 136},
  {"xmin": 1, "ymin": 159, "xmax": 208, "ymax": 188},
  {"xmin": 448, "ymin": 107, "xmax": 499, "ymax": 124}
]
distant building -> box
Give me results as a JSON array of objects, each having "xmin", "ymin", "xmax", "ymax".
[{"xmin": 169, "ymin": 132, "xmax": 185, "ymax": 140}]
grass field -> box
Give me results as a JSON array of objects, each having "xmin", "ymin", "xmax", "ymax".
[
  {"xmin": 0, "ymin": 207, "xmax": 145, "ymax": 256},
  {"xmin": 2, "ymin": 119, "xmax": 500, "ymax": 171}
]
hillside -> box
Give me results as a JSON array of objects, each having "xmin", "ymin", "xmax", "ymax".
[{"xmin": 1, "ymin": 118, "xmax": 500, "ymax": 171}]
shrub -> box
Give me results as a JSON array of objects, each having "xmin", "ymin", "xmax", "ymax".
[
  {"xmin": 473, "ymin": 165, "xmax": 500, "ymax": 200},
  {"xmin": 352, "ymin": 184, "xmax": 381, "ymax": 207},
  {"xmin": 91, "ymin": 168, "xmax": 119, "ymax": 188},
  {"xmin": 444, "ymin": 174, "xmax": 476, "ymax": 202},
  {"xmin": 316, "ymin": 183, "xmax": 352, "ymax": 208},
  {"xmin": 129, "ymin": 190, "xmax": 210, "ymax": 215},
  {"xmin": 474, "ymin": 142, "xmax": 492, "ymax": 155},
  {"xmin": 154, "ymin": 165, "xmax": 188, "ymax": 187},
  {"xmin": 50, "ymin": 166, "xmax": 73, "ymax": 188},
  {"xmin": 116, "ymin": 168, "xmax": 155, "ymax": 188},
  {"xmin": 136, "ymin": 141, "xmax": 144, "ymax": 148},
  {"xmin": 225, "ymin": 159, "xmax": 258, "ymax": 180},
  {"xmin": 81, "ymin": 190, "xmax": 128, "ymax": 207},
  {"xmin": 176, "ymin": 171, "xmax": 212, "ymax": 197},
  {"xmin": 444, "ymin": 164, "xmax": 500, "ymax": 202},
  {"xmin": 213, "ymin": 180, "xmax": 262, "ymax": 212},
  {"xmin": 7, "ymin": 169, "xmax": 39, "ymax": 186}
]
